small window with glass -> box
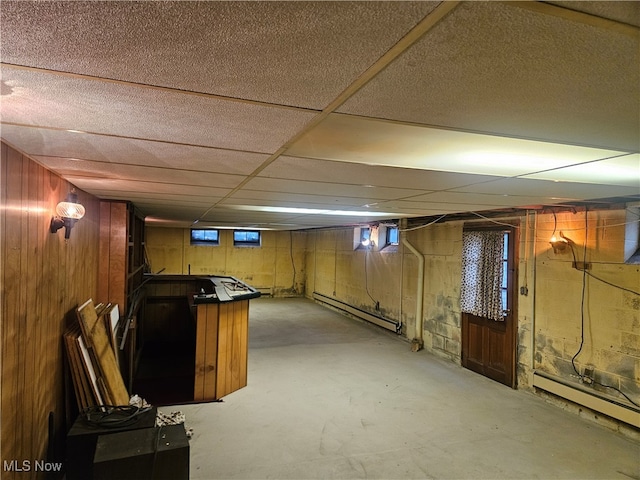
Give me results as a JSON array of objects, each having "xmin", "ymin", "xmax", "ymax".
[
  {"xmin": 233, "ymin": 230, "xmax": 261, "ymax": 247},
  {"xmin": 191, "ymin": 229, "xmax": 220, "ymax": 246}
]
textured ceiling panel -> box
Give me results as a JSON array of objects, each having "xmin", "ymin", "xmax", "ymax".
[
  {"xmin": 1, "ymin": 124, "xmax": 270, "ymax": 173},
  {"xmin": 379, "ymin": 200, "xmax": 509, "ymax": 213},
  {"xmin": 241, "ymin": 177, "xmax": 427, "ymax": 200},
  {"xmin": 337, "ymin": 1, "xmax": 640, "ymax": 150},
  {"xmin": 32, "ymin": 156, "xmax": 245, "ymax": 189},
  {"xmin": 1, "ymin": 67, "xmax": 317, "ymax": 152},
  {"xmin": 547, "ymin": 1, "xmax": 640, "ymax": 27},
  {"xmin": 260, "ymin": 155, "xmax": 501, "ymax": 191},
  {"xmin": 221, "ymin": 193, "xmax": 385, "ymax": 209},
  {"xmin": 398, "ymin": 191, "xmax": 582, "ymax": 208},
  {"xmin": 1, "ymin": 1, "xmax": 439, "ymax": 109},
  {"xmin": 66, "ymin": 177, "xmax": 231, "ymax": 198},
  {"xmin": 1, "ymin": 1, "xmax": 638, "ymax": 230}
]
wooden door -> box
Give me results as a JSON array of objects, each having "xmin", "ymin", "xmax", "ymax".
[{"xmin": 461, "ymin": 228, "xmax": 517, "ymax": 388}]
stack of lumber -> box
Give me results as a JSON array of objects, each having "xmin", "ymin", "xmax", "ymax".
[{"xmin": 64, "ymin": 299, "xmax": 129, "ymax": 410}]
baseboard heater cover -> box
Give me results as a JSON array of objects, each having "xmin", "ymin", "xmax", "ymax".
[
  {"xmin": 312, "ymin": 292, "xmax": 400, "ymax": 333},
  {"xmin": 532, "ymin": 371, "xmax": 639, "ymax": 427}
]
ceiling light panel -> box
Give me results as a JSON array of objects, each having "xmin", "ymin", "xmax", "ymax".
[
  {"xmin": 1, "ymin": 1, "xmax": 439, "ymax": 109},
  {"xmin": 287, "ymin": 114, "xmax": 629, "ymax": 178},
  {"xmin": 336, "ymin": 2, "xmax": 639, "ymax": 151},
  {"xmin": 1, "ymin": 67, "xmax": 317, "ymax": 153}
]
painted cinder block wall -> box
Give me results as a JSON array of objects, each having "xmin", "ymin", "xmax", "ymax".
[
  {"xmin": 531, "ymin": 209, "xmax": 639, "ymax": 401},
  {"xmin": 304, "ymin": 209, "xmax": 640, "ymax": 411},
  {"xmin": 145, "ymin": 227, "xmax": 306, "ymax": 296}
]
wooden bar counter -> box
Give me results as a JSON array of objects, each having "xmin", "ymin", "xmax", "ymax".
[
  {"xmin": 139, "ymin": 275, "xmax": 260, "ymax": 403},
  {"xmin": 191, "ymin": 277, "xmax": 260, "ymax": 401}
]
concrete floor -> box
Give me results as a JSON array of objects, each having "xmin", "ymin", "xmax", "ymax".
[{"xmin": 161, "ymin": 297, "xmax": 640, "ymax": 480}]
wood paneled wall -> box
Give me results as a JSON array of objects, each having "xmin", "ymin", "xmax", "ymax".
[{"xmin": 1, "ymin": 142, "xmax": 100, "ymax": 479}]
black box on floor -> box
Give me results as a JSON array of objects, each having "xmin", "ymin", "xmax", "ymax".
[
  {"xmin": 93, "ymin": 424, "xmax": 189, "ymax": 480},
  {"xmin": 66, "ymin": 406, "xmax": 157, "ymax": 480}
]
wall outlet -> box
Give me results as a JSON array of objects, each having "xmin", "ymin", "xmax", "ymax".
[
  {"xmin": 582, "ymin": 366, "xmax": 594, "ymax": 385},
  {"xmin": 572, "ymin": 261, "xmax": 592, "ymax": 270}
]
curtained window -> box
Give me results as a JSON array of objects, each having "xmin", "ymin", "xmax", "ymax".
[{"xmin": 460, "ymin": 230, "xmax": 507, "ymax": 321}]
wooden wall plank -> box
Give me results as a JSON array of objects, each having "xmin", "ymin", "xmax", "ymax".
[
  {"xmin": 1, "ymin": 142, "xmax": 101, "ymax": 479},
  {"xmin": 203, "ymin": 304, "xmax": 218, "ymax": 400},
  {"xmin": 193, "ymin": 304, "xmax": 207, "ymax": 401},
  {"xmin": 25, "ymin": 156, "xmax": 41, "ymax": 462},
  {"xmin": 239, "ymin": 300, "xmax": 249, "ymax": 390},
  {"xmin": 98, "ymin": 201, "xmax": 112, "ymax": 304},
  {"xmin": 108, "ymin": 202, "xmax": 128, "ymax": 310},
  {"xmin": 2, "ymin": 145, "xmax": 24, "ymax": 467},
  {"xmin": 216, "ymin": 303, "xmax": 230, "ymax": 398}
]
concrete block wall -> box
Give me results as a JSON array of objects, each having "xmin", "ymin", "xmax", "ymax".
[
  {"xmin": 145, "ymin": 227, "xmax": 306, "ymax": 296},
  {"xmin": 305, "ymin": 228, "xmax": 403, "ymax": 321},
  {"xmin": 303, "ymin": 209, "xmax": 639, "ymax": 409},
  {"xmin": 532, "ymin": 208, "xmax": 640, "ymax": 401}
]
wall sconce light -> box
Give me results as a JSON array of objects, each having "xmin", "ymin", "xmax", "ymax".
[
  {"xmin": 549, "ymin": 231, "xmax": 572, "ymax": 254},
  {"xmin": 361, "ymin": 238, "xmax": 375, "ymax": 249},
  {"xmin": 50, "ymin": 188, "xmax": 85, "ymax": 239}
]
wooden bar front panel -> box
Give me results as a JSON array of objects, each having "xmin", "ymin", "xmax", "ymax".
[{"xmin": 194, "ymin": 300, "xmax": 249, "ymax": 401}]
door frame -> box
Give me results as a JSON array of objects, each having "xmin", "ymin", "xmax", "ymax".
[{"xmin": 460, "ymin": 223, "xmax": 519, "ymax": 388}]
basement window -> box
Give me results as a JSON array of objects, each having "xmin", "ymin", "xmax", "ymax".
[
  {"xmin": 190, "ymin": 229, "xmax": 219, "ymax": 246},
  {"xmin": 233, "ymin": 230, "xmax": 261, "ymax": 247},
  {"xmin": 386, "ymin": 226, "xmax": 399, "ymax": 246}
]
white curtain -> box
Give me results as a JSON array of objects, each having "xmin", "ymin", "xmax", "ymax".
[{"xmin": 460, "ymin": 231, "xmax": 505, "ymax": 321}]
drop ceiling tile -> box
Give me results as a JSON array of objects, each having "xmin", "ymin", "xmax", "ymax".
[
  {"xmin": 547, "ymin": 1, "xmax": 640, "ymax": 27},
  {"xmin": 337, "ymin": 2, "xmax": 639, "ymax": 150},
  {"xmin": 286, "ymin": 114, "xmax": 627, "ymax": 178},
  {"xmin": 2, "ymin": 124, "xmax": 270, "ymax": 173},
  {"xmin": 1, "ymin": 67, "xmax": 317, "ymax": 152},
  {"xmin": 96, "ymin": 194, "xmax": 218, "ymax": 208},
  {"xmin": 241, "ymin": 176, "xmax": 427, "ymax": 200},
  {"xmin": 261, "ymin": 155, "xmax": 499, "ymax": 191},
  {"xmin": 32, "ymin": 156, "xmax": 245, "ymax": 189},
  {"xmin": 65, "ymin": 177, "xmax": 232, "ymax": 198},
  {"xmin": 452, "ymin": 177, "xmax": 640, "ymax": 199},
  {"xmin": 521, "ymin": 154, "xmax": 640, "ymax": 187},
  {"xmin": 1, "ymin": 1, "xmax": 439, "ymax": 109},
  {"xmin": 378, "ymin": 200, "xmax": 503, "ymax": 214},
  {"xmin": 221, "ymin": 194, "xmax": 372, "ymax": 209},
  {"xmin": 401, "ymin": 191, "xmax": 582, "ymax": 208}
]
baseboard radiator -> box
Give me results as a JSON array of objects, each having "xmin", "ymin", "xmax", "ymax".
[
  {"xmin": 312, "ymin": 292, "xmax": 400, "ymax": 333},
  {"xmin": 532, "ymin": 371, "xmax": 639, "ymax": 427},
  {"xmin": 256, "ymin": 287, "xmax": 273, "ymax": 297}
]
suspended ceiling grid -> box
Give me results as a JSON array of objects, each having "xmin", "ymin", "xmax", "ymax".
[{"xmin": 1, "ymin": 1, "xmax": 638, "ymax": 230}]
